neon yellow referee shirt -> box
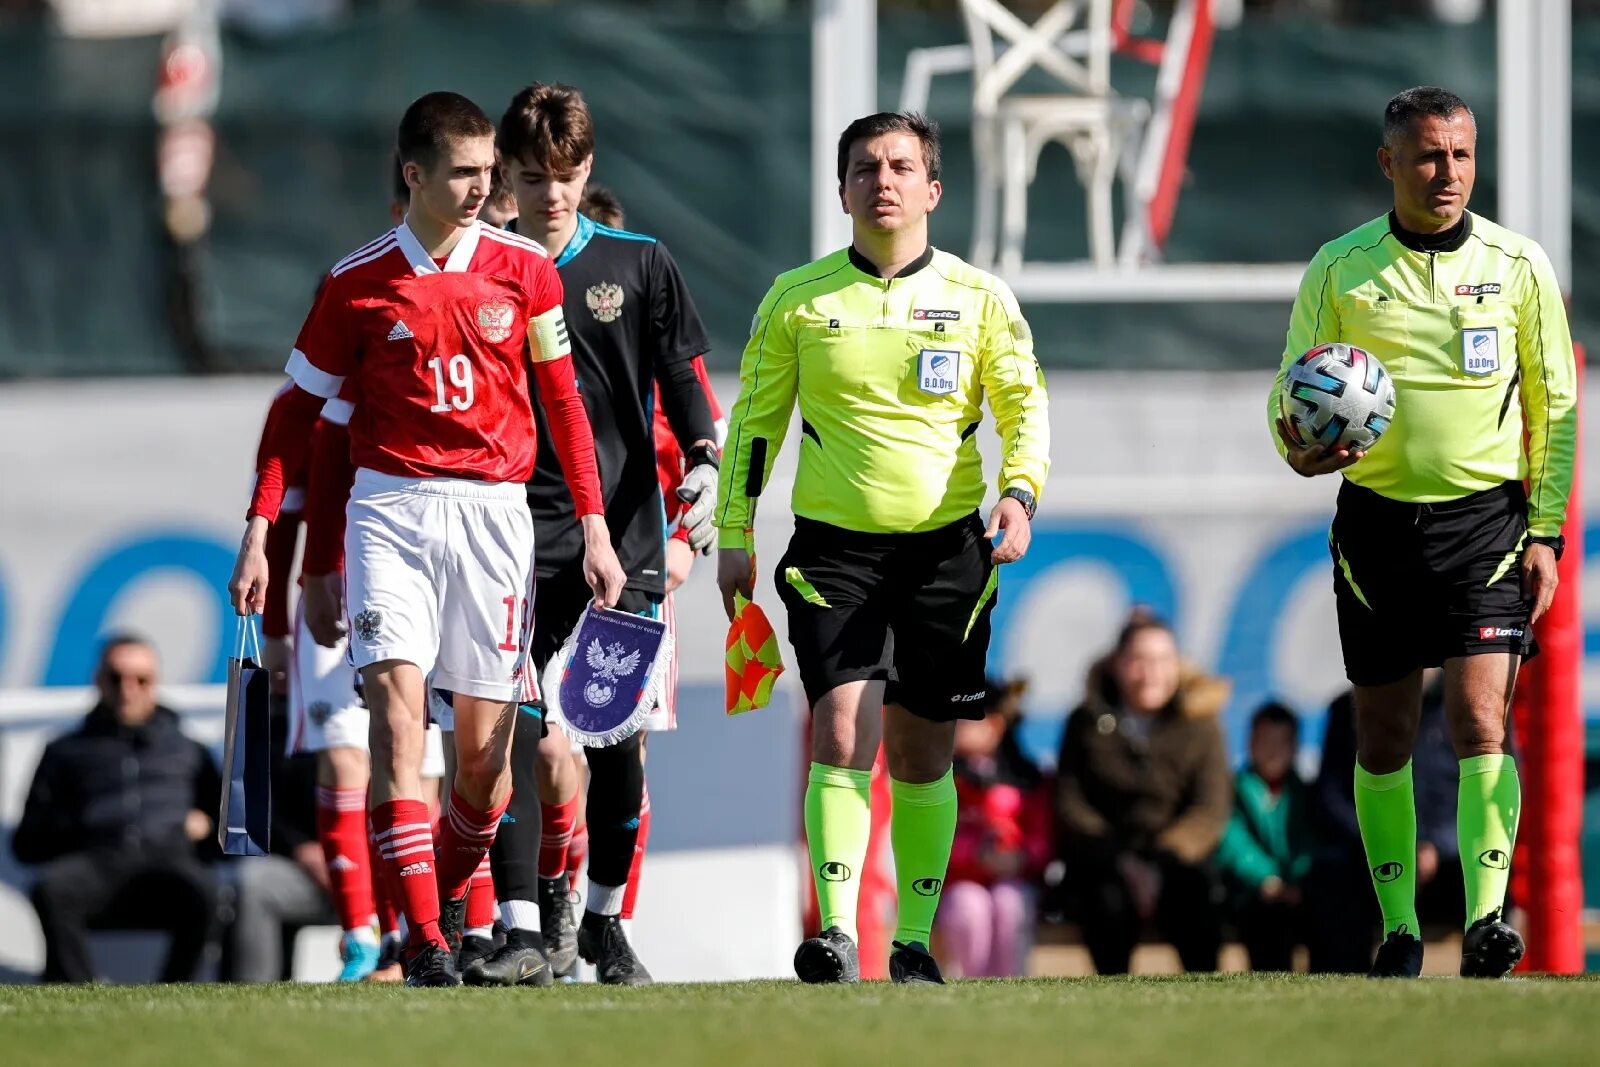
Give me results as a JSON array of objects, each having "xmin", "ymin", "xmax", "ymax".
[
  {"xmin": 716, "ymin": 245, "xmax": 1050, "ymax": 543},
  {"xmin": 1271, "ymin": 212, "xmax": 1577, "ymax": 538}
]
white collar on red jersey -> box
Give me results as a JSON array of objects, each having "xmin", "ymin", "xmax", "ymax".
[{"xmin": 395, "ymin": 217, "xmax": 482, "ymax": 275}]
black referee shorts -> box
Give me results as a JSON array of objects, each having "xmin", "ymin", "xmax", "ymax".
[
  {"xmin": 1329, "ymin": 479, "xmax": 1537, "ymax": 688},
  {"xmin": 774, "ymin": 513, "xmax": 997, "ymax": 723}
]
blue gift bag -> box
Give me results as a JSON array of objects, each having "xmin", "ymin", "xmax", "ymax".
[{"xmin": 218, "ymin": 617, "xmax": 272, "ymax": 856}]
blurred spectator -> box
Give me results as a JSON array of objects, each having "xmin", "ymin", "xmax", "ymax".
[
  {"xmin": 12, "ymin": 635, "xmax": 221, "ymax": 983},
  {"xmin": 1215, "ymin": 701, "xmax": 1316, "ymax": 971},
  {"xmin": 219, "ymin": 694, "xmax": 338, "ymax": 983},
  {"xmin": 936, "ymin": 678, "xmax": 1052, "ymax": 977},
  {"xmin": 580, "ymin": 183, "xmax": 625, "ymax": 228},
  {"xmin": 1055, "ymin": 612, "xmax": 1231, "ymax": 974},
  {"xmin": 1305, "ymin": 670, "xmax": 1465, "ymax": 972}
]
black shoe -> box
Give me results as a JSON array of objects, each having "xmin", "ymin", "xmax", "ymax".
[
  {"xmin": 464, "ymin": 929, "xmax": 555, "ymax": 987},
  {"xmin": 577, "ymin": 914, "xmax": 652, "ymax": 986},
  {"xmin": 793, "ymin": 926, "xmax": 860, "ymax": 984},
  {"xmin": 1461, "ymin": 911, "xmax": 1525, "ymax": 978},
  {"xmin": 439, "ymin": 896, "xmax": 467, "ymax": 960},
  {"xmin": 1368, "ymin": 927, "xmax": 1424, "ymax": 978},
  {"xmin": 403, "ymin": 942, "xmax": 462, "ymax": 987},
  {"xmin": 889, "ymin": 940, "xmax": 945, "ymax": 985},
  {"xmin": 458, "ymin": 933, "xmax": 497, "ymax": 975},
  {"xmin": 539, "ymin": 877, "xmax": 580, "ymax": 978}
]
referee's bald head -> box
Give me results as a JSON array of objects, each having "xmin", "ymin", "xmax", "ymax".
[{"xmin": 1383, "ymin": 86, "xmax": 1475, "ymax": 149}]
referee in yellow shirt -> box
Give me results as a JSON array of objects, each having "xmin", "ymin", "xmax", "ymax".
[
  {"xmin": 1271, "ymin": 87, "xmax": 1577, "ymax": 979},
  {"xmin": 715, "ymin": 112, "xmax": 1050, "ymax": 984}
]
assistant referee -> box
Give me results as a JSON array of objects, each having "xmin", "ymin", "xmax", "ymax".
[
  {"xmin": 715, "ymin": 112, "xmax": 1049, "ymax": 985},
  {"xmin": 1271, "ymin": 86, "xmax": 1576, "ymax": 979}
]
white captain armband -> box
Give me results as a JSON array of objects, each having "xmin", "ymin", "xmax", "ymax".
[{"xmin": 530, "ymin": 305, "xmax": 573, "ymax": 363}]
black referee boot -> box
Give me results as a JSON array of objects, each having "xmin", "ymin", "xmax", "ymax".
[
  {"xmin": 889, "ymin": 940, "xmax": 945, "ymax": 985},
  {"xmin": 1367, "ymin": 927, "xmax": 1424, "ymax": 978},
  {"xmin": 1460, "ymin": 910, "xmax": 1525, "ymax": 978},
  {"xmin": 793, "ymin": 926, "xmax": 860, "ymax": 984}
]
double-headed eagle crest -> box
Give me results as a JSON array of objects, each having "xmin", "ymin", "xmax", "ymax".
[{"xmin": 581, "ymin": 639, "xmax": 641, "ymax": 708}]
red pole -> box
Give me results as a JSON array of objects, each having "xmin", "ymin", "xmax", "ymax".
[{"xmin": 1511, "ymin": 351, "xmax": 1585, "ymax": 973}]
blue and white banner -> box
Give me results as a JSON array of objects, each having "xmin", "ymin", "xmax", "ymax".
[{"xmin": 544, "ymin": 605, "xmax": 672, "ymax": 747}]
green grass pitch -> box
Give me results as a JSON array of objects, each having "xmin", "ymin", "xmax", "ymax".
[{"xmin": 4, "ymin": 976, "xmax": 1599, "ymax": 1066}]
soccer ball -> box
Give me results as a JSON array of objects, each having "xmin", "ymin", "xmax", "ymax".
[{"xmin": 1280, "ymin": 342, "xmax": 1396, "ymax": 452}]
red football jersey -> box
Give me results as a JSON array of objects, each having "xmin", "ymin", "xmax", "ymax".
[{"xmin": 285, "ymin": 222, "xmax": 570, "ymax": 483}]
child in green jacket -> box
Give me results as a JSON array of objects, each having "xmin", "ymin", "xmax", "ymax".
[{"xmin": 1216, "ymin": 702, "xmax": 1318, "ymax": 971}]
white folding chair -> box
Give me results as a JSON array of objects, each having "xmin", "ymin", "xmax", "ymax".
[{"xmin": 961, "ymin": 0, "xmax": 1148, "ymax": 270}]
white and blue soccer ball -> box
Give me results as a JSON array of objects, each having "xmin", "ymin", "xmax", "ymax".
[{"xmin": 1280, "ymin": 342, "xmax": 1397, "ymax": 453}]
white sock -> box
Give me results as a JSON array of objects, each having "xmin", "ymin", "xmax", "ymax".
[
  {"xmin": 345, "ymin": 924, "xmax": 379, "ymax": 945},
  {"xmin": 501, "ymin": 898, "xmax": 540, "ymax": 933},
  {"xmin": 587, "ymin": 881, "xmax": 626, "ymax": 918},
  {"xmin": 464, "ymin": 925, "xmax": 493, "ymax": 940}
]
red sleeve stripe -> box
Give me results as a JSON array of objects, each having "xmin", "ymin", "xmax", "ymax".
[
  {"xmin": 480, "ymin": 226, "xmax": 550, "ymax": 259},
  {"xmin": 286, "ymin": 348, "xmax": 344, "ymax": 398},
  {"xmin": 320, "ymin": 397, "xmax": 354, "ymax": 426},
  {"xmin": 331, "ymin": 233, "xmax": 398, "ymax": 276}
]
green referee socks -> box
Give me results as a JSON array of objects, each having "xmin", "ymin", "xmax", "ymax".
[
  {"xmin": 890, "ymin": 770, "xmax": 959, "ymax": 946},
  {"xmin": 1355, "ymin": 760, "xmax": 1420, "ymax": 938},
  {"xmin": 805, "ymin": 763, "xmax": 873, "ymax": 941},
  {"xmin": 1458, "ymin": 754, "xmax": 1521, "ymax": 927}
]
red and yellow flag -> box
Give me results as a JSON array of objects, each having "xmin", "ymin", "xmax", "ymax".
[{"xmin": 725, "ymin": 592, "xmax": 783, "ymax": 715}]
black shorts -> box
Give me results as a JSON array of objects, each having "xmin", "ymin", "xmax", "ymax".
[
  {"xmin": 774, "ymin": 513, "xmax": 997, "ymax": 723},
  {"xmin": 1329, "ymin": 480, "xmax": 1537, "ymax": 687}
]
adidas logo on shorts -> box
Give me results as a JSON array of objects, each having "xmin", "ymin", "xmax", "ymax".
[
  {"xmin": 387, "ymin": 320, "xmax": 414, "ymax": 341},
  {"xmin": 398, "ymin": 861, "xmax": 433, "ymax": 877},
  {"xmin": 328, "ymin": 855, "xmax": 357, "ymax": 872}
]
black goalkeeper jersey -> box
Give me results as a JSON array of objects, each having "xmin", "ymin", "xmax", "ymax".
[{"xmin": 520, "ymin": 213, "xmax": 714, "ymax": 594}]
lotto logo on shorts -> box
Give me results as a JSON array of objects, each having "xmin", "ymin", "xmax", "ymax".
[{"xmin": 1479, "ymin": 626, "xmax": 1523, "ymax": 640}]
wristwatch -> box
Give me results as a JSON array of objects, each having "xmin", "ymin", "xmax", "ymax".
[
  {"xmin": 1528, "ymin": 534, "xmax": 1564, "ymax": 561},
  {"xmin": 1001, "ymin": 486, "xmax": 1036, "ymax": 520},
  {"xmin": 685, "ymin": 443, "xmax": 720, "ymax": 471}
]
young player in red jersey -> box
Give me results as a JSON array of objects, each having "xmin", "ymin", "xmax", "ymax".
[{"xmin": 230, "ymin": 92, "xmax": 625, "ymax": 987}]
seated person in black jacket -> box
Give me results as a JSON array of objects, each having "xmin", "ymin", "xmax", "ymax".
[{"xmin": 11, "ymin": 634, "xmax": 221, "ymax": 983}]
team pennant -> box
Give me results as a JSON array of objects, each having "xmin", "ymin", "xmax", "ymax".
[
  {"xmin": 544, "ymin": 604, "xmax": 672, "ymax": 747},
  {"xmin": 725, "ymin": 592, "xmax": 784, "ymax": 715}
]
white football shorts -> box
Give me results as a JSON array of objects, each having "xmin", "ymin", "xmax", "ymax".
[
  {"xmin": 344, "ymin": 468, "xmax": 536, "ymax": 702},
  {"xmin": 288, "ymin": 601, "xmax": 445, "ymax": 779},
  {"xmin": 288, "ymin": 595, "xmax": 367, "ymax": 754}
]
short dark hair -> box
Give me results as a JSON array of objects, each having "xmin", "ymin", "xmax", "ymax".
[
  {"xmin": 1250, "ymin": 700, "xmax": 1300, "ymax": 739},
  {"xmin": 96, "ymin": 632, "xmax": 155, "ymax": 672},
  {"xmin": 580, "ymin": 183, "xmax": 625, "ymax": 228},
  {"xmin": 836, "ymin": 111, "xmax": 941, "ymax": 185},
  {"xmin": 1113, "ymin": 608, "xmax": 1174, "ymax": 654},
  {"xmin": 390, "ymin": 152, "xmax": 408, "ymax": 207},
  {"xmin": 396, "ymin": 91, "xmax": 495, "ymax": 172},
  {"xmin": 499, "ymin": 82, "xmax": 595, "ymax": 176},
  {"xmin": 1383, "ymin": 86, "xmax": 1474, "ymax": 148}
]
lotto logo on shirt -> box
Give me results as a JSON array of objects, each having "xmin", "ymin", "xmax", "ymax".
[{"xmin": 1479, "ymin": 626, "xmax": 1524, "ymax": 640}]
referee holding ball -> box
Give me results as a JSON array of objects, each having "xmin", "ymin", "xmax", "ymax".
[{"xmin": 1271, "ymin": 87, "xmax": 1576, "ymax": 978}]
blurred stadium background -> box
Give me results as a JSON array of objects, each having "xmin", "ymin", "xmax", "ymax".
[{"xmin": 0, "ymin": 0, "xmax": 1594, "ymax": 984}]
